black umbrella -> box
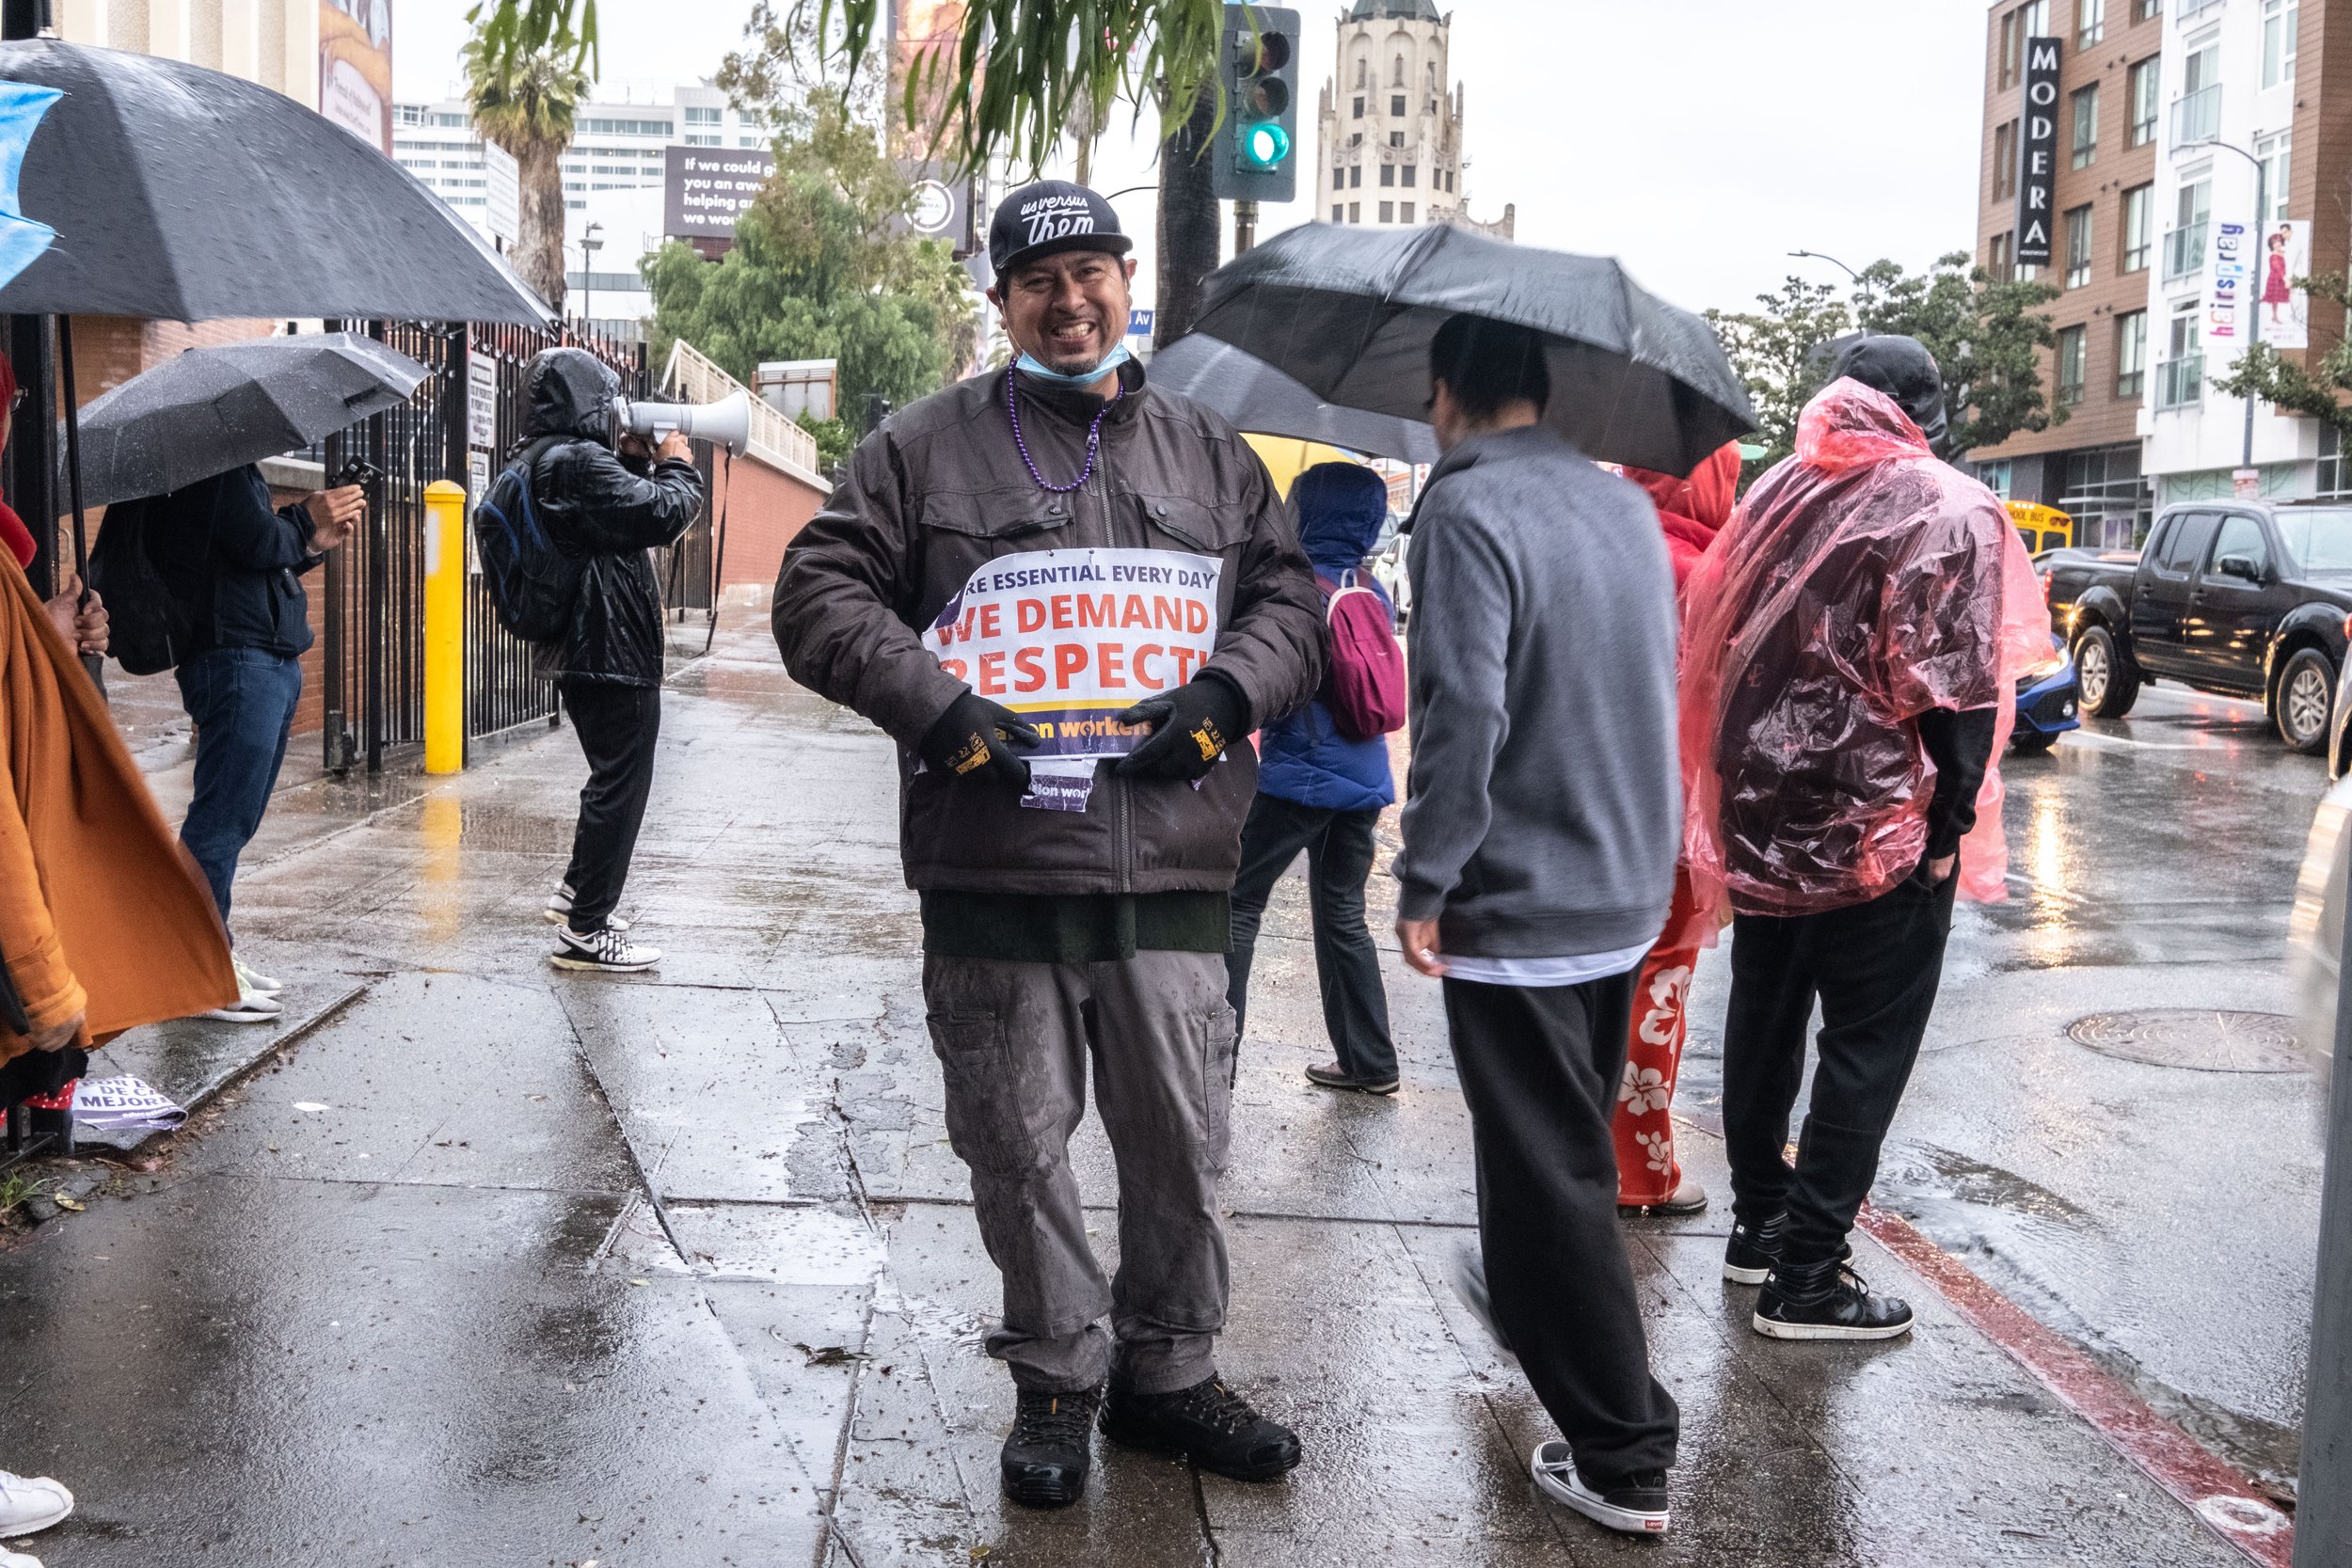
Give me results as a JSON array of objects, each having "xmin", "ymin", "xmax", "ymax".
[
  {"xmin": 0, "ymin": 39, "xmax": 548, "ymax": 323},
  {"xmin": 1150, "ymin": 333, "xmax": 1439, "ymax": 466},
  {"xmin": 64, "ymin": 333, "xmax": 427, "ymax": 509},
  {"xmin": 1191, "ymin": 223, "xmax": 1755, "ymax": 478}
]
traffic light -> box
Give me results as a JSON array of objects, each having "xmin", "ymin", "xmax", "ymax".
[{"xmin": 1213, "ymin": 5, "xmax": 1298, "ymax": 203}]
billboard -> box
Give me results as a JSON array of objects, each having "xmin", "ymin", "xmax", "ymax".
[
  {"xmin": 891, "ymin": 0, "xmax": 971, "ymax": 158},
  {"xmin": 2258, "ymin": 219, "xmax": 2311, "ymax": 351},
  {"xmin": 2013, "ymin": 36, "xmax": 2059, "ymax": 265},
  {"xmin": 663, "ymin": 146, "xmax": 776, "ymax": 242},
  {"xmin": 320, "ymin": 0, "xmax": 392, "ymax": 154}
]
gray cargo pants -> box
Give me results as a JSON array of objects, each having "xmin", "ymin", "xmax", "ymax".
[{"xmin": 922, "ymin": 949, "xmax": 1238, "ymax": 1395}]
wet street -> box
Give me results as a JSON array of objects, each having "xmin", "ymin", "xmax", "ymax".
[{"xmin": 0, "ymin": 629, "xmax": 2328, "ymax": 1567}]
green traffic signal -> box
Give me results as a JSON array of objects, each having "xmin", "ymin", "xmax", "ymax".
[{"xmin": 1243, "ymin": 121, "xmax": 1290, "ymax": 170}]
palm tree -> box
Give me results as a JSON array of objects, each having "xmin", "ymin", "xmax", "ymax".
[{"xmin": 463, "ymin": 25, "xmax": 591, "ymax": 315}]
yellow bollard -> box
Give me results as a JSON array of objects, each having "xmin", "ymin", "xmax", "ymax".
[{"xmin": 423, "ymin": 480, "xmax": 467, "ymax": 775}]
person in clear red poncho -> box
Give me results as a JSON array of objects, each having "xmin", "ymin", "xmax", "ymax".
[
  {"xmin": 1678, "ymin": 338, "xmax": 2049, "ymax": 1342},
  {"xmin": 1608, "ymin": 440, "xmax": 1740, "ymax": 1214}
]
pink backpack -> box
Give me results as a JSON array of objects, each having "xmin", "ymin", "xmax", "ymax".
[{"xmin": 1316, "ymin": 569, "xmax": 1407, "ymax": 741}]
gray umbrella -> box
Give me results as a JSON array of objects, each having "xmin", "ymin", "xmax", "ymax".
[
  {"xmin": 1190, "ymin": 223, "xmax": 1755, "ymax": 478},
  {"xmin": 0, "ymin": 40, "xmax": 548, "ymax": 322},
  {"xmin": 66, "ymin": 333, "xmax": 428, "ymax": 508},
  {"xmin": 1150, "ymin": 334, "xmax": 1439, "ymax": 466}
]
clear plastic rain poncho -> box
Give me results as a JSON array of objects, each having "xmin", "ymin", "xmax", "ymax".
[{"xmin": 1678, "ymin": 378, "xmax": 2052, "ymax": 918}]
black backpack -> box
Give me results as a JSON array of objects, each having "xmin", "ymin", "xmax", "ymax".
[
  {"xmin": 473, "ymin": 440, "xmax": 580, "ymax": 643},
  {"xmin": 87, "ymin": 494, "xmax": 204, "ymax": 676}
]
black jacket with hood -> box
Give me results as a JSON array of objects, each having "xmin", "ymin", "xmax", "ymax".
[{"xmin": 518, "ymin": 349, "xmax": 707, "ymax": 687}]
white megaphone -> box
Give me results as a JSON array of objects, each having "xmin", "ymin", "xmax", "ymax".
[{"xmin": 615, "ymin": 388, "xmax": 752, "ymax": 455}]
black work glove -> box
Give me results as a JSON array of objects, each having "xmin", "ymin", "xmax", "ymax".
[
  {"xmin": 1117, "ymin": 672, "xmax": 1249, "ymax": 783},
  {"xmin": 920, "ymin": 691, "xmax": 1041, "ymax": 789}
]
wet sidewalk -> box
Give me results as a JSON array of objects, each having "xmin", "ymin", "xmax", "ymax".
[{"xmin": 0, "ymin": 619, "xmax": 2277, "ymax": 1566}]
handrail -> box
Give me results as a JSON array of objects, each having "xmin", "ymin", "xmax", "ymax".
[{"xmin": 660, "ymin": 339, "xmax": 830, "ymax": 489}]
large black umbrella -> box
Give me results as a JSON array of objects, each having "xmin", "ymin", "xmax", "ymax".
[
  {"xmin": 1191, "ymin": 223, "xmax": 1754, "ymax": 478},
  {"xmin": 1150, "ymin": 333, "xmax": 1439, "ymax": 466},
  {"xmin": 0, "ymin": 39, "xmax": 548, "ymax": 323},
  {"xmin": 64, "ymin": 333, "xmax": 428, "ymax": 509}
]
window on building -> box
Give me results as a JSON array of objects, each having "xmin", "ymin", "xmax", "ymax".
[
  {"xmin": 1391, "ymin": 94, "xmax": 1406, "ymax": 117},
  {"xmin": 1990, "ymin": 230, "xmax": 2015, "ymax": 278},
  {"xmin": 1998, "ymin": 8, "xmax": 2024, "ymax": 88},
  {"xmin": 684, "ymin": 106, "xmax": 721, "ymax": 124},
  {"xmin": 2060, "ymin": 444, "xmax": 2153, "ymax": 547},
  {"xmin": 2072, "ymin": 82, "xmax": 2099, "ymax": 168},
  {"xmin": 2166, "ymin": 178, "xmax": 2210, "ymax": 277},
  {"xmin": 2134, "ymin": 0, "xmax": 2161, "ymax": 21},
  {"xmin": 1334, "ymin": 166, "xmax": 1345, "ymax": 190},
  {"xmin": 2080, "ymin": 0, "xmax": 2105, "ymax": 45},
  {"xmin": 2025, "ymin": 1, "xmax": 2050, "ymax": 31},
  {"xmin": 2128, "ymin": 55, "xmax": 2160, "ymax": 146},
  {"xmin": 1351, "ymin": 165, "xmax": 1362, "ymax": 187},
  {"xmin": 2065, "ymin": 204, "xmax": 2094, "ymax": 288},
  {"xmin": 434, "ymin": 111, "xmax": 466, "ymax": 127},
  {"xmin": 2160, "ymin": 307, "xmax": 2202, "ymax": 408},
  {"xmin": 1977, "ymin": 459, "xmax": 2013, "ymax": 499},
  {"xmin": 2263, "ymin": 0, "xmax": 2298, "ymax": 87},
  {"xmin": 1389, "ymin": 131, "xmax": 1405, "ymax": 147},
  {"xmin": 2058, "ymin": 325, "xmax": 2088, "ymax": 404},
  {"xmin": 1426, "ymin": 99, "xmax": 1438, "ymax": 115},
  {"xmin": 739, "ymin": 136, "xmax": 763, "ymax": 147},
  {"xmin": 1356, "ymin": 57, "xmax": 1368, "ymax": 88},
  {"xmin": 1392, "ymin": 54, "xmax": 1404, "ymax": 87},
  {"xmin": 685, "ymin": 134, "xmax": 720, "ymax": 147},
  {"xmin": 1348, "ymin": 132, "xmax": 1362, "ymax": 147},
  {"xmin": 1352, "ymin": 96, "xmax": 1364, "ymax": 118},
  {"xmin": 1426, "ymin": 61, "xmax": 1437, "ymax": 89},
  {"xmin": 1401, "ymin": 202, "xmax": 1415, "ymax": 223},
  {"xmin": 2258, "ymin": 131, "xmax": 2292, "ymax": 222},
  {"xmin": 1380, "ymin": 164, "xmax": 1394, "ymax": 186},
  {"xmin": 1379, "ymin": 200, "xmax": 1394, "ymax": 222},
  {"xmin": 1348, "ymin": 201, "xmax": 1359, "ymax": 222},
  {"xmin": 1333, "ymin": 204, "xmax": 1344, "ymax": 223},
  {"xmin": 2122, "ymin": 182, "xmax": 2153, "ymax": 271},
  {"xmin": 2319, "ymin": 425, "xmax": 2352, "ymax": 499},
  {"xmin": 1402, "ymin": 165, "xmax": 1417, "ymax": 186},
  {"xmin": 1993, "ymin": 119, "xmax": 2018, "ymax": 201},
  {"xmin": 2115, "ymin": 309, "xmax": 2148, "ymax": 397}
]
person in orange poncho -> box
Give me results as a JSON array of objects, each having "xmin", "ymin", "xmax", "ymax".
[
  {"xmin": 1679, "ymin": 338, "xmax": 2048, "ymax": 1344},
  {"xmin": 1608, "ymin": 440, "xmax": 1740, "ymax": 1215},
  {"xmin": 0, "ymin": 394, "xmax": 237, "ymax": 1109}
]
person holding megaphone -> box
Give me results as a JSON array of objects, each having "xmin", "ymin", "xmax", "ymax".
[{"xmin": 505, "ymin": 347, "xmax": 706, "ymax": 973}]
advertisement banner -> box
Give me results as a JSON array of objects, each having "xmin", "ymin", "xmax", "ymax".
[
  {"xmin": 2258, "ymin": 218, "xmax": 2311, "ymax": 350},
  {"xmin": 891, "ymin": 0, "xmax": 971, "ymax": 159},
  {"xmin": 663, "ymin": 146, "xmax": 776, "ymax": 242},
  {"xmin": 319, "ymin": 0, "xmax": 392, "ymax": 153},
  {"xmin": 2210, "ymin": 219, "xmax": 2249, "ymax": 350},
  {"xmin": 2014, "ymin": 36, "xmax": 2060, "ymax": 264},
  {"xmin": 923, "ymin": 546, "xmax": 1222, "ymax": 810}
]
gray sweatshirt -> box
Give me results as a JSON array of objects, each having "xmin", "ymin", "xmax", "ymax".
[{"xmin": 1393, "ymin": 424, "xmax": 1680, "ymax": 959}]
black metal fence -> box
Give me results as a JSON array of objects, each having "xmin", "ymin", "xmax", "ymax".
[{"xmin": 317, "ymin": 321, "xmax": 647, "ymax": 773}]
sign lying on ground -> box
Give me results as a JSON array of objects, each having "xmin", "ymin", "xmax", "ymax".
[
  {"xmin": 2014, "ymin": 36, "xmax": 2060, "ymax": 265},
  {"xmin": 663, "ymin": 147, "xmax": 776, "ymax": 243}
]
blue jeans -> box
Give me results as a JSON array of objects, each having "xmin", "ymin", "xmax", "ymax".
[{"xmin": 176, "ymin": 646, "xmax": 302, "ymax": 930}]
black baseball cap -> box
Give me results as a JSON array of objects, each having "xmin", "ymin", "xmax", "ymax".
[{"xmin": 988, "ymin": 181, "xmax": 1132, "ymax": 284}]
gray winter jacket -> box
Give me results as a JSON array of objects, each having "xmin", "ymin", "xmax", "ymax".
[{"xmin": 1393, "ymin": 424, "xmax": 1679, "ymax": 959}]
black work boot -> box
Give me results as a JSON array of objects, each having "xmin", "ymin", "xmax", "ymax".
[
  {"xmin": 1754, "ymin": 1255, "xmax": 1915, "ymax": 1341},
  {"xmin": 1722, "ymin": 1212, "xmax": 1786, "ymax": 1285},
  {"xmin": 1001, "ymin": 1383, "xmax": 1103, "ymax": 1508},
  {"xmin": 1099, "ymin": 1372, "xmax": 1303, "ymax": 1481}
]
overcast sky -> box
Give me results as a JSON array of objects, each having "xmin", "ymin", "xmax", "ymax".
[{"xmin": 397, "ymin": 0, "xmax": 1989, "ymax": 319}]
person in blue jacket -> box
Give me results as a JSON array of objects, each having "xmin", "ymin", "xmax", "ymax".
[{"xmin": 1226, "ymin": 461, "xmax": 1400, "ymax": 1094}]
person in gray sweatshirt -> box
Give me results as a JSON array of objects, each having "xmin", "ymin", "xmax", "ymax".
[{"xmin": 1392, "ymin": 314, "xmax": 1683, "ymax": 1539}]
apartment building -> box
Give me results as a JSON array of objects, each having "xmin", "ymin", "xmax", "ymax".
[{"xmin": 1971, "ymin": 0, "xmax": 2167, "ymax": 547}]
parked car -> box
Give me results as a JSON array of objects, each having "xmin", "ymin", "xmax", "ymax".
[
  {"xmin": 2011, "ymin": 634, "xmax": 2081, "ymax": 753},
  {"xmin": 1370, "ymin": 512, "xmax": 1410, "ymax": 627},
  {"xmin": 2039, "ymin": 500, "xmax": 2352, "ymax": 753}
]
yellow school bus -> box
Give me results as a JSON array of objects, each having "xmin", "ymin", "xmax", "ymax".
[{"xmin": 2008, "ymin": 501, "xmax": 2074, "ymax": 555}]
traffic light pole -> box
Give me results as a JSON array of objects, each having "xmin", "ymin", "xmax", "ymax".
[{"xmin": 1234, "ymin": 200, "xmax": 1258, "ymax": 255}]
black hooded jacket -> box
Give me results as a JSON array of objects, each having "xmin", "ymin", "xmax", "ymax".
[{"xmin": 518, "ymin": 348, "xmax": 707, "ymax": 687}]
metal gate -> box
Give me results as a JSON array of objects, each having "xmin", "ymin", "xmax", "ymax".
[{"xmin": 319, "ymin": 321, "xmax": 647, "ymax": 773}]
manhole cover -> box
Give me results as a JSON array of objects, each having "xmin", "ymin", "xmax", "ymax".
[{"xmin": 2066, "ymin": 1010, "xmax": 2306, "ymax": 1073}]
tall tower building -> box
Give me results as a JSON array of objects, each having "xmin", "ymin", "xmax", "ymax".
[{"xmin": 1314, "ymin": 1, "xmax": 1513, "ymax": 237}]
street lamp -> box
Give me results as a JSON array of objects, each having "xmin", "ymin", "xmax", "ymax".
[
  {"xmin": 1789, "ymin": 248, "xmax": 1874, "ymax": 322},
  {"xmin": 2174, "ymin": 134, "xmax": 2269, "ymax": 475},
  {"xmin": 579, "ymin": 220, "xmax": 604, "ymax": 328}
]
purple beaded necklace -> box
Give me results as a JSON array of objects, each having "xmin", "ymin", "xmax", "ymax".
[{"xmin": 1007, "ymin": 367, "xmax": 1122, "ymax": 494}]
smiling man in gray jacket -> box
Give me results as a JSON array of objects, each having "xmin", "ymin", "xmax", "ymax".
[{"xmin": 1392, "ymin": 314, "xmax": 1683, "ymax": 1539}]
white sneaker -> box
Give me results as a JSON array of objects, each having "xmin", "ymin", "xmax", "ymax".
[
  {"xmin": 232, "ymin": 957, "xmax": 285, "ymax": 995},
  {"xmin": 549, "ymin": 926, "xmax": 660, "ymax": 974},
  {"xmin": 0, "ymin": 1470, "xmax": 72, "ymax": 1537},
  {"xmin": 199, "ymin": 980, "xmax": 283, "ymax": 1024},
  {"xmin": 542, "ymin": 883, "xmax": 628, "ymax": 932},
  {"xmin": 1530, "ymin": 1443, "xmax": 1670, "ymax": 1536},
  {"xmin": 1, "ymin": 1545, "xmax": 47, "ymax": 1567}
]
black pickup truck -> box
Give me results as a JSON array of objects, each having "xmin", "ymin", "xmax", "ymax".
[{"xmin": 2042, "ymin": 500, "xmax": 2352, "ymax": 753}]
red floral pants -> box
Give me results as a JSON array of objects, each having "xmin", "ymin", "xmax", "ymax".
[{"xmin": 1610, "ymin": 871, "xmax": 1701, "ymax": 1207}]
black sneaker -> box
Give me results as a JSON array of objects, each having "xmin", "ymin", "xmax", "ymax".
[
  {"xmin": 1754, "ymin": 1258, "xmax": 1915, "ymax": 1341},
  {"xmin": 1722, "ymin": 1212, "xmax": 1786, "ymax": 1285},
  {"xmin": 1098, "ymin": 1373, "xmax": 1303, "ymax": 1482},
  {"xmin": 1305, "ymin": 1061, "xmax": 1400, "ymax": 1096},
  {"xmin": 549, "ymin": 926, "xmax": 661, "ymax": 973},
  {"xmin": 1001, "ymin": 1384, "xmax": 1102, "ymax": 1509},
  {"xmin": 1531, "ymin": 1441, "xmax": 1671, "ymax": 1535}
]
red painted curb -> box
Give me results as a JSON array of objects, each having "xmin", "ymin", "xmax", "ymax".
[{"xmin": 1855, "ymin": 1204, "xmax": 2296, "ymax": 1568}]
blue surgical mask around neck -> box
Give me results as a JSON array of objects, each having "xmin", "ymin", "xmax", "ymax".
[{"xmin": 1014, "ymin": 342, "xmax": 1133, "ymax": 390}]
